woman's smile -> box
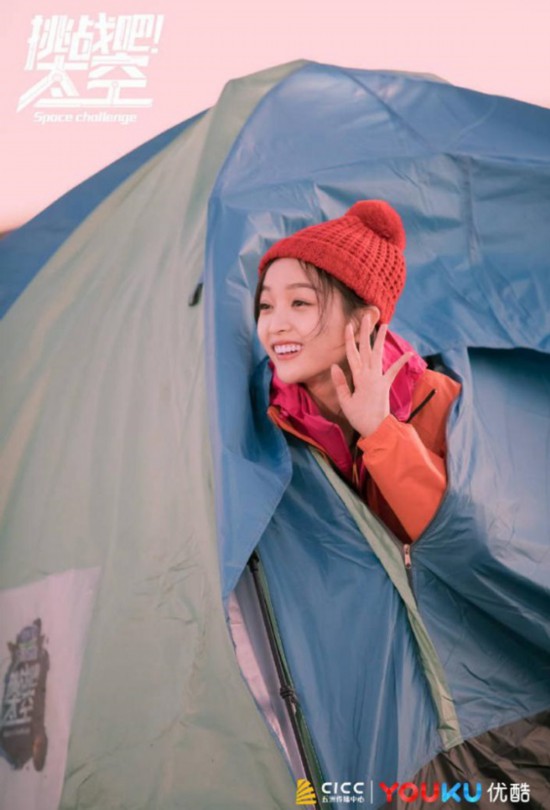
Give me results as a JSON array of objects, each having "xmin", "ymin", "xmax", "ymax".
[{"xmin": 272, "ymin": 342, "xmax": 303, "ymax": 359}]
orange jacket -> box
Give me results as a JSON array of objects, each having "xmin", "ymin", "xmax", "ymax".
[{"xmin": 268, "ymin": 368, "xmax": 461, "ymax": 544}]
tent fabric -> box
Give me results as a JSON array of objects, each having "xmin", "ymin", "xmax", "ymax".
[
  {"xmin": 395, "ymin": 708, "xmax": 550, "ymax": 810},
  {"xmin": 1, "ymin": 58, "xmax": 550, "ymax": 809},
  {"xmin": 204, "ymin": 62, "xmax": 550, "ymax": 802},
  {"xmin": 0, "ymin": 115, "xmax": 205, "ymax": 320},
  {"xmin": 243, "ymin": 350, "xmax": 550, "ymax": 794},
  {"xmin": 1, "ymin": 61, "xmax": 307, "ymax": 809},
  {"xmin": 206, "ymin": 63, "xmax": 550, "ymax": 605}
]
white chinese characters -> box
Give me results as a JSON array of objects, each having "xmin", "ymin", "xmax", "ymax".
[
  {"xmin": 18, "ymin": 13, "xmax": 164, "ymax": 112},
  {"xmin": 487, "ymin": 782, "xmax": 531, "ymax": 803}
]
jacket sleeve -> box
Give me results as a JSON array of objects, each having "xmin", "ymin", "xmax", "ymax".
[{"xmin": 357, "ymin": 415, "xmax": 447, "ymax": 542}]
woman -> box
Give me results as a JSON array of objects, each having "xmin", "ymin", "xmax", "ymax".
[
  {"xmin": 254, "ymin": 199, "xmax": 461, "ymax": 545},
  {"xmin": 228, "ymin": 199, "xmax": 464, "ymax": 789}
]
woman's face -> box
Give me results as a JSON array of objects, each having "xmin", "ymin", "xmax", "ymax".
[{"xmin": 256, "ymin": 258, "xmax": 351, "ymax": 388}]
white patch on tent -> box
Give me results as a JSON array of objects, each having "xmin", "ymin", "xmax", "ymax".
[{"xmin": 0, "ymin": 567, "xmax": 100, "ymax": 810}]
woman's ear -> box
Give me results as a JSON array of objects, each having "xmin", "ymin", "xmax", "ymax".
[{"xmin": 352, "ymin": 305, "xmax": 380, "ymax": 338}]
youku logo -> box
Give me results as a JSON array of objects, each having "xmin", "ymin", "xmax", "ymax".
[
  {"xmin": 297, "ymin": 779, "xmax": 486, "ymax": 805},
  {"xmin": 0, "ymin": 619, "xmax": 50, "ymax": 771},
  {"xmin": 379, "ymin": 782, "xmax": 482, "ymax": 804}
]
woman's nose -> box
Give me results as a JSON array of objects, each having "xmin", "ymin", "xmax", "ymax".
[{"xmin": 269, "ymin": 307, "xmax": 291, "ymax": 332}]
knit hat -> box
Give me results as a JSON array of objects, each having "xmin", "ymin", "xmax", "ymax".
[{"xmin": 258, "ymin": 200, "xmax": 406, "ymax": 323}]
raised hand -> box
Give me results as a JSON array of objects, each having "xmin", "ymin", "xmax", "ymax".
[{"xmin": 330, "ymin": 317, "xmax": 412, "ymax": 438}]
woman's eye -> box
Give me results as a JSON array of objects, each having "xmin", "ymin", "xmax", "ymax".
[
  {"xmin": 258, "ymin": 302, "xmax": 272, "ymax": 311},
  {"xmin": 292, "ymin": 299, "xmax": 310, "ymax": 307}
]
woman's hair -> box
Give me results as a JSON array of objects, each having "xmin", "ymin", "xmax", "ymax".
[{"xmin": 254, "ymin": 259, "xmax": 368, "ymax": 332}]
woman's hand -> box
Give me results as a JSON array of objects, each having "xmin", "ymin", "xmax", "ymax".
[{"xmin": 330, "ymin": 317, "xmax": 412, "ymax": 438}]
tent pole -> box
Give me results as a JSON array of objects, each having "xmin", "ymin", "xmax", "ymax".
[{"xmin": 247, "ymin": 549, "xmax": 330, "ymax": 808}]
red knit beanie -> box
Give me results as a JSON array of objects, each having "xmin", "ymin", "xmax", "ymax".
[{"xmin": 258, "ymin": 200, "xmax": 406, "ymax": 323}]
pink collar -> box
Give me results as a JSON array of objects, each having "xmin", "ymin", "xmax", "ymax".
[{"xmin": 269, "ymin": 329, "xmax": 427, "ymax": 480}]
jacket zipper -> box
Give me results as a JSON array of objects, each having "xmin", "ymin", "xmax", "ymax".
[{"xmin": 352, "ymin": 442, "xmax": 360, "ymax": 488}]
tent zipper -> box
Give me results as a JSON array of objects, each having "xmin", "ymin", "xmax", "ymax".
[
  {"xmin": 403, "ymin": 542, "xmax": 415, "ymax": 598},
  {"xmin": 309, "ymin": 448, "xmax": 463, "ymax": 751}
]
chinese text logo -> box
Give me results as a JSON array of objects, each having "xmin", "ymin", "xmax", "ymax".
[
  {"xmin": 18, "ymin": 13, "xmax": 164, "ymax": 117},
  {"xmin": 0, "ymin": 619, "xmax": 50, "ymax": 771}
]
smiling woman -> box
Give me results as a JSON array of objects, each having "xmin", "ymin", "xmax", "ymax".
[
  {"xmin": 256, "ymin": 260, "xmax": 359, "ymax": 401},
  {"xmin": 254, "ymin": 200, "xmax": 461, "ymax": 545}
]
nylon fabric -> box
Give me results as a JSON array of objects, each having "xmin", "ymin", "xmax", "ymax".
[
  {"xmin": 2, "ymin": 58, "xmax": 550, "ymax": 806},
  {"xmin": 256, "ymin": 419, "xmax": 444, "ymax": 783},
  {"xmin": 205, "ymin": 62, "xmax": 550, "ymax": 792},
  {"xmin": 388, "ymin": 709, "xmax": 550, "ymax": 810},
  {"xmin": 0, "ymin": 116, "xmax": 203, "ymax": 319},
  {"xmin": 1, "ymin": 61, "xmax": 310, "ymax": 809},
  {"xmin": 309, "ymin": 448, "xmax": 461, "ymax": 751}
]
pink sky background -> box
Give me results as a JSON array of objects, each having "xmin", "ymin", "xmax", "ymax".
[{"xmin": 2, "ymin": 0, "xmax": 550, "ymax": 232}]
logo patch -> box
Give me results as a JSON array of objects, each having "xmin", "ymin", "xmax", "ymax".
[
  {"xmin": 0, "ymin": 619, "xmax": 49, "ymax": 770},
  {"xmin": 296, "ymin": 778, "xmax": 317, "ymax": 805}
]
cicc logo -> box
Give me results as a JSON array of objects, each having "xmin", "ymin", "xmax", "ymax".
[{"xmin": 296, "ymin": 778, "xmax": 317, "ymax": 805}]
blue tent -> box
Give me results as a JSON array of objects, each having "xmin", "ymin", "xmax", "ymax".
[
  {"xmin": 1, "ymin": 61, "xmax": 549, "ymax": 808},
  {"xmin": 206, "ymin": 63, "xmax": 550, "ymax": 806}
]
